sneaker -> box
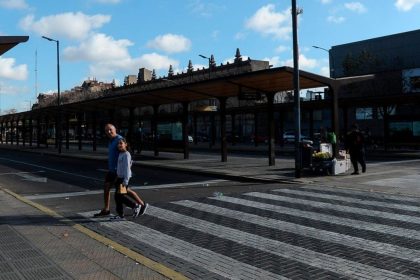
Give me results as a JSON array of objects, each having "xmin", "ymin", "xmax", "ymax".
[
  {"xmin": 351, "ymin": 171, "xmax": 360, "ymax": 175},
  {"xmin": 93, "ymin": 209, "xmax": 110, "ymax": 217},
  {"xmin": 139, "ymin": 203, "xmax": 149, "ymax": 216},
  {"xmin": 133, "ymin": 204, "xmax": 141, "ymax": 218},
  {"xmin": 110, "ymin": 215, "xmax": 125, "ymax": 221}
]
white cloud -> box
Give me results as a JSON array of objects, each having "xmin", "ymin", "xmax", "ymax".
[
  {"xmin": 146, "ymin": 34, "xmax": 191, "ymax": 53},
  {"xmin": 265, "ymin": 54, "xmax": 318, "ymax": 71},
  {"xmin": 63, "ymin": 33, "xmax": 132, "ymax": 62},
  {"xmin": 320, "ymin": 0, "xmax": 332, "ymax": 3},
  {"xmin": 136, "ymin": 53, "xmax": 178, "ymax": 72},
  {"xmin": 19, "ymin": 12, "xmax": 111, "ymax": 41},
  {"xmin": 0, "ymin": 57, "xmax": 28, "ymax": 80},
  {"xmin": 395, "ymin": 0, "xmax": 420, "ymax": 11},
  {"xmin": 320, "ymin": 66, "xmax": 331, "ymax": 77},
  {"xmin": 63, "ymin": 33, "xmax": 179, "ymax": 79},
  {"xmin": 0, "ymin": 0, "xmax": 28, "ymax": 9},
  {"xmin": 344, "ymin": 2, "xmax": 367, "ymax": 13},
  {"xmin": 245, "ymin": 4, "xmax": 292, "ymax": 40},
  {"xmin": 234, "ymin": 32, "xmax": 247, "ymax": 40},
  {"xmin": 275, "ymin": 45, "xmax": 289, "ymax": 53},
  {"xmin": 188, "ymin": 0, "xmax": 224, "ymax": 17},
  {"xmin": 327, "ymin": 15, "xmax": 345, "ymax": 23}
]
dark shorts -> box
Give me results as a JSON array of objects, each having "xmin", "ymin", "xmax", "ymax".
[{"xmin": 105, "ymin": 172, "xmax": 118, "ymax": 184}]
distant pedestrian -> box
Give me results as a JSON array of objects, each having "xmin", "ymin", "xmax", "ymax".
[
  {"xmin": 94, "ymin": 124, "xmax": 144, "ymax": 217},
  {"xmin": 112, "ymin": 138, "xmax": 148, "ymax": 220},
  {"xmin": 346, "ymin": 123, "xmax": 366, "ymax": 175}
]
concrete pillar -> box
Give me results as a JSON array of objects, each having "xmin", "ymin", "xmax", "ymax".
[
  {"xmin": 77, "ymin": 113, "xmax": 83, "ymax": 150},
  {"xmin": 267, "ymin": 93, "xmax": 275, "ymax": 166},
  {"xmin": 231, "ymin": 113, "xmax": 236, "ymax": 146},
  {"xmin": 219, "ymin": 97, "xmax": 227, "ymax": 162},
  {"xmin": 92, "ymin": 112, "xmax": 97, "ymax": 152},
  {"xmin": 182, "ymin": 102, "xmax": 190, "ymax": 159},
  {"xmin": 153, "ymin": 105, "xmax": 159, "ymax": 156}
]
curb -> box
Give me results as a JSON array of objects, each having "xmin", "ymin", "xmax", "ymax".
[{"xmin": 0, "ymin": 186, "xmax": 189, "ymax": 280}]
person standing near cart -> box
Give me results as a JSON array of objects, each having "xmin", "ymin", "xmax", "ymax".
[{"xmin": 346, "ymin": 123, "xmax": 366, "ymax": 175}]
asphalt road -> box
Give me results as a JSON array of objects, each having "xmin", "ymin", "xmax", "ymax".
[{"xmin": 0, "ymin": 149, "xmax": 271, "ymax": 215}]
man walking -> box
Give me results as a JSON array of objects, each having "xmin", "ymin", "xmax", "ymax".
[
  {"xmin": 346, "ymin": 123, "xmax": 366, "ymax": 175},
  {"xmin": 94, "ymin": 123, "xmax": 142, "ymax": 217}
]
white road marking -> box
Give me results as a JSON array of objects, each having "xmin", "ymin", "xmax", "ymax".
[
  {"xmin": 79, "ymin": 211, "xmax": 287, "ymax": 280},
  {"xmin": 25, "ymin": 179, "xmax": 227, "ymax": 200},
  {"xmin": 210, "ymin": 195, "xmax": 420, "ymax": 240},
  {"xmin": 0, "ymin": 171, "xmax": 45, "ymax": 176},
  {"xmin": 16, "ymin": 173, "xmax": 48, "ymax": 183},
  {"xmin": 145, "ymin": 205, "xmax": 415, "ymax": 280},
  {"xmin": 174, "ymin": 200, "xmax": 420, "ymax": 263},
  {"xmin": 245, "ymin": 191, "xmax": 420, "ymax": 225},
  {"xmin": 272, "ymin": 188, "xmax": 420, "ymax": 212}
]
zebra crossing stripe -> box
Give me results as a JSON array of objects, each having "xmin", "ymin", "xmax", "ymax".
[
  {"xmin": 302, "ymin": 185, "xmax": 420, "ymax": 203},
  {"xmin": 147, "ymin": 205, "xmax": 416, "ymax": 280},
  {"xmin": 172, "ymin": 200, "xmax": 420, "ymax": 263},
  {"xmin": 245, "ymin": 192, "xmax": 420, "ymax": 225},
  {"xmin": 79, "ymin": 211, "xmax": 287, "ymax": 280},
  {"xmin": 272, "ymin": 188, "xmax": 420, "ymax": 212},
  {"xmin": 209, "ymin": 195, "xmax": 420, "ymax": 240}
]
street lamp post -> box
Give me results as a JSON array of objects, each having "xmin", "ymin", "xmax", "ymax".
[
  {"xmin": 42, "ymin": 36, "xmax": 61, "ymax": 154},
  {"xmin": 312, "ymin": 45, "xmax": 334, "ymax": 78},
  {"xmin": 292, "ymin": 0, "xmax": 303, "ymax": 178}
]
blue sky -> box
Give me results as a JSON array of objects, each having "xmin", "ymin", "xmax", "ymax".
[{"xmin": 0, "ymin": 0, "xmax": 419, "ymax": 113}]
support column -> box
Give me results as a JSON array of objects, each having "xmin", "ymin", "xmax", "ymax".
[
  {"xmin": 65, "ymin": 114, "xmax": 70, "ymax": 150},
  {"xmin": 182, "ymin": 102, "xmax": 190, "ymax": 159},
  {"xmin": 309, "ymin": 108, "xmax": 314, "ymax": 140},
  {"xmin": 342, "ymin": 106, "xmax": 348, "ymax": 136},
  {"xmin": 16, "ymin": 120, "xmax": 19, "ymax": 146},
  {"xmin": 254, "ymin": 112, "xmax": 259, "ymax": 147},
  {"xmin": 193, "ymin": 112, "xmax": 198, "ymax": 145},
  {"xmin": 77, "ymin": 113, "xmax": 83, "ymax": 150},
  {"xmin": 210, "ymin": 112, "xmax": 216, "ymax": 148},
  {"xmin": 331, "ymin": 85, "xmax": 339, "ymax": 158},
  {"xmin": 128, "ymin": 107, "xmax": 135, "ymax": 149},
  {"xmin": 29, "ymin": 118, "xmax": 33, "ymax": 146},
  {"xmin": 45, "ymin": 118, "xmax": 49, "ymax": 148},
  {"xmin": 11, "ymin": 121, "xmax": 14, "ymax": 145},
  {"xmin": 92, "ymin": 112, "xmax": 97, "ymax": 152},
  {"xmin": 37, "ymin": 117, "xmax": 41, "ymax": 148},
  {"xmin": 267, "ymin": 93, "xmax": 275, "ymax": 166},
  {"xmin": 6, "ymin": 122, "xmax": 10, "ymax": 145},
  {"xmin": 152, "ymin": 105, "xmax": 159, "ymax": 156},
  {"xmin": 383, "ymin": 106, "xmax": 389, "ymax": 151},
  {"xmin": 231, "ymin": 113, "xmax": 236, "ymax": 146},
  {"xmin": 219, "ymin": 97, "xmax": 227, "ymax": 162},
  {"xmin": 22, "ymin": 119, "xmax": 26, "ymax": 147}
]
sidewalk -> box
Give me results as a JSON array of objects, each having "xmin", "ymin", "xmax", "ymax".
[{"xmin": 0, "ymin": 187, "xmax": 183, "ymax": 280}]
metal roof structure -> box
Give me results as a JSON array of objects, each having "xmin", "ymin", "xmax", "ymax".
[{"xmin": 0, "ymin": 36, "xmax": 29, "ymax": 56}]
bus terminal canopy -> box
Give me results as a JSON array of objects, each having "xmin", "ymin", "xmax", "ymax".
[
  {"xmin": 63, "ymin": 66, "xmax": 336, "ymax": 112},
  {"xmin": 0, "ymin": 36, "xmax": 29, "ymax": 56}
]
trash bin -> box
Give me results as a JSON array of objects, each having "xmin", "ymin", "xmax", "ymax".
[{"xmin": 301, "ymin": 142, "xmax": 313, "ymax": 168}]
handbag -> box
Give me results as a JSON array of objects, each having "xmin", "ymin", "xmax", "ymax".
[{"xmin": 117, "ymin": 184, "xmax": 127, "ymax": 194}]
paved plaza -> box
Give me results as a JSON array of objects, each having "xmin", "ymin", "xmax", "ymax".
[{"xmin": 1, "ymin": 145, "xmax": 420, "ymax": 279}]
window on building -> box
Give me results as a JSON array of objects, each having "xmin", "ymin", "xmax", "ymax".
[{"xmin": 356, "ymin": 107, "xmax": 373, "ymax": 120}]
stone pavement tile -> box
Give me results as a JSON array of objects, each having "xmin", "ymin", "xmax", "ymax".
[
  {"xmin": 112, "ymin": 265, "xmax": 170, "ymax": 280},
  {"xmin": 59, "ymin": 259, "xmax": 104, "ymax": 277},
  {"xmin": 77, "ymin": 270, "xmax": 121, "ymax": 280}
]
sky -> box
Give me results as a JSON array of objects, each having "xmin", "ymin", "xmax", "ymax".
[{"xmin": 0, "ymin": 0, "xmax": 419, "ymax": 113}]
